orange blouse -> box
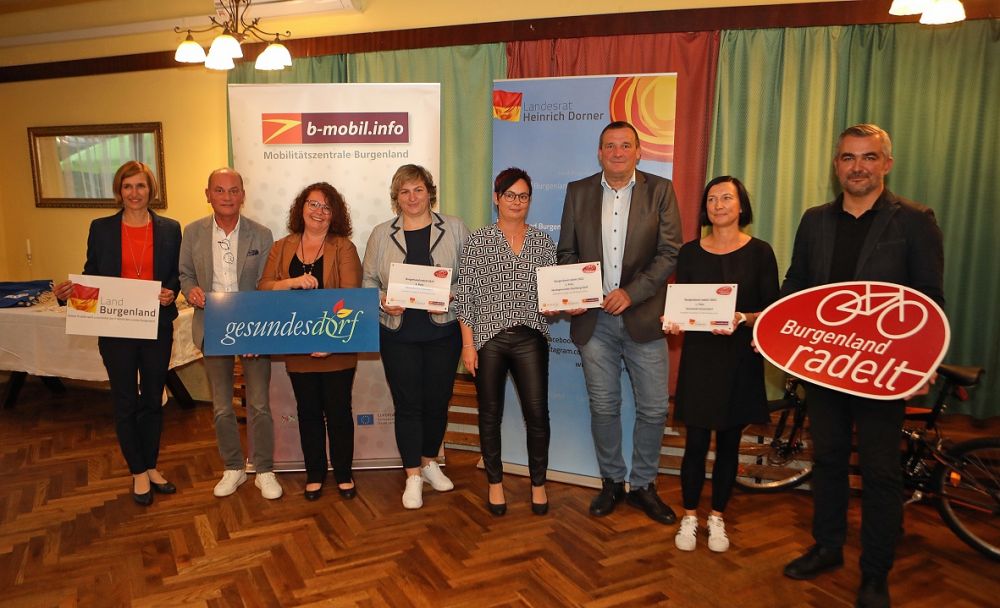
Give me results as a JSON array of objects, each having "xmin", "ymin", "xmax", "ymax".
[{"xmin": 120, "ymin": 222, "xmax": 154, "ymax": 280}]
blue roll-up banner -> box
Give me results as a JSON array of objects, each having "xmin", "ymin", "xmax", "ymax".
[
  {"xmin": 492, "ymin": 74, "xmax": 678, "ymax": 484},
  {"xmin": 203, "ymin": 288, "xmax": 380, "ymax": 356}
]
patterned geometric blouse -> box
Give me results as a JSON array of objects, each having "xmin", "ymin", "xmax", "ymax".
[{"xmin": 455, "ymin": 224, "xmax": 557, "ymax": 350}]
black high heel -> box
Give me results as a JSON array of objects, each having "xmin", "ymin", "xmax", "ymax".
[
  {"xmin": 338, "ymin": 482, "xmax": 357, "ymax": 499},
  {"xmin": 531, "ymin": 501, "xmax": 549, "ymax": 516},
  {"xmin": 487, "ymin": 500, "xmax": 507, "ymax": 516},
  {"xmin": 304, "ymin": 484, "xmax": 323, "ymax": 501}
]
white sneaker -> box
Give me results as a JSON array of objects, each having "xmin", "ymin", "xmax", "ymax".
[
  {"xmin": 214, "ymin": 469, "xmax": 247, "ymax": 497},
  {"xmin": 402, "ymin": 474, "xmax": 424, "ymax": 509},
  {"xmin": 675, "ymin": 515, "xmax": 698, "ymax": 551},
  {"xmin": 707, "ymin": 514, "xmax": 730, "ymax": 552},
  {"xmin": 421, "ymin": 461, "xmax": 454, "ymax": 491},
  {"xmin": 255, "ymin": 471, "xmax": 283, "ymax": 500}
]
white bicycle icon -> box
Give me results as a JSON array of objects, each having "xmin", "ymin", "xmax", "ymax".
[{"xmin": 816, "ymin": 284, "xmax": 928, "ymax": 339}]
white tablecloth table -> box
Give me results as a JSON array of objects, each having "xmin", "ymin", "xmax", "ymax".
[{"xmin": 0, "ymin": 303, "xmax": 201, "ymax": 407}]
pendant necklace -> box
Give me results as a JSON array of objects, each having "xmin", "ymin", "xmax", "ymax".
[
  {"xmin": 123, "ymin": 216, "xmax": 151, "ymax": 278},
  {"xmin": 299, "ymin": 236, "xmax": 324, "ymax": 275}
]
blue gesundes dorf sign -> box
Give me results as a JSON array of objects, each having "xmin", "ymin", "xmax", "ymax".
[{"xmin": 203, "ymin": 288, "xmax": 380, "ymax": 355}]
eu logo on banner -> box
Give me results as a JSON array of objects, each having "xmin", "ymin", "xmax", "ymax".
[{"xmin": 203, "ymin": 288, "xmax": 380, "ymax": 356}]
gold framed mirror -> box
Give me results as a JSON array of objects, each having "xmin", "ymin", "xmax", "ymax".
[{"xmin": 27, "ymin": 122, "xmax": 167, "ymax": 209}]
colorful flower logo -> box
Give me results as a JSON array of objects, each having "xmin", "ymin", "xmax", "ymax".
[
  {"xmin": 333, "ymin": 299, "xmax": 353, "ymax": 319},
  {"xmin": 608, "ymin": 76, "xmax": 676, "ymax": 163}
]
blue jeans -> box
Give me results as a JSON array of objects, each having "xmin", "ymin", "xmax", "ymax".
[{"xmin": 578, "ymin": 312, "xmax": 668, "ymax": 487}]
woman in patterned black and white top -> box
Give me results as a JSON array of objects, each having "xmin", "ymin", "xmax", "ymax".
[{"xmin": 456, "ymin": 167, "xmax": 556, "ymax": 517}]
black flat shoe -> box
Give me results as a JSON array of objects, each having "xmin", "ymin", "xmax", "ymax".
[
  {"xmin": 590, "ymin": 478, "xmax": 626, "ymax": 516},
  {"xmin": 338, "ymin": 484, "xmax": 357, "ymax": 499},
  {"xmin": 487, "ymin": 501, "xmax": 507, "ymax": 516},
  {"xmin": 531, "ymin": 501, "xmax": 549, "ymax": 516},
  {"xmin": 625, "ymin": 483, "xmax": 676, "ymax": 524},
  {"xmin": 304, "ymin": 487, "xmax": 323, "ymax": 501},
  {"xmin": 132, "ymin": 484, "xmax": 153, "ymax": 506},
  {"xmin": 783, "ymin": 544, "xmax": 844, "ymax": 580},
  {"xmin": 150, "ymin": 481, "xmax": 177, "ymax": 494}
]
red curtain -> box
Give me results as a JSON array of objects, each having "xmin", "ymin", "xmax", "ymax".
[
  {"xmin": 508, "ymin": 33, "xmax": 720, "ymax": 393},
  {"xmin": 508, "ymin": 32, "xmax": 720, "ymax": 243}
]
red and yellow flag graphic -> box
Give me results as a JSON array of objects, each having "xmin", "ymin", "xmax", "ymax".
[
  {"xmin": 492, "ymin": 90, "xmax": 523, "ymax": 122},
  {"xmin": 69, "ymin": 284, "xmax": 99, "ymax": 313}
]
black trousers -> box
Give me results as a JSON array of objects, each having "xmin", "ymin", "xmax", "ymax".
[
  {"xmin": 475, "ymin": 327, "xmax": 550, "ymax": 486},
  {"xmin": 97, "ymin": 323, "xmax": 173, "ymax": 475},
  {"xmin": 288, "ymin": 368, "xmax": 356, "ymax": 485},
  {"xmin": 807, "ymin": 384, "xmax": 905, "ymax": 578},
  {"xmin": 380, "ymin": 331, "xmax": 462, "ymax": 469},
  {"xmin": 680, "ymin": 425, "xmax": 742, "ymax": 512}
]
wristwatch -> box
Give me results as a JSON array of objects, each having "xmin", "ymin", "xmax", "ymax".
[{"xmin": 735, "ymin": 312, "xmax": 747, "ymax": 326}]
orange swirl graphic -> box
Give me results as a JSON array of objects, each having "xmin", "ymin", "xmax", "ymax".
[{"xmin": 608, "ymin": 76, "xmax": 676, "ymax": 163}]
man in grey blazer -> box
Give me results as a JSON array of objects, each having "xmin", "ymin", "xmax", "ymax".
[
  {"xmin": 557, "ymin": 121, "xmax": 683, "ymax": 524},
  {"xmin": 179, "ymin": 168, "xmax": 282, "ymax": 500},
  {"xmin": 779, "ymin": 124, "xmax": 944, "ymax": 608}
]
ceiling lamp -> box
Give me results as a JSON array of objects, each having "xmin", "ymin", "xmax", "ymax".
[
  {"xmin": 255, "ymin": 36, "xmax": 294, "ymax": 70},
  {"xmin": 919, "ymin": 0, "xmax": 967, "ymax": 24},
  {"xmin": 174, "ymin": 0, "xmax": 292, "ymax": 71}
]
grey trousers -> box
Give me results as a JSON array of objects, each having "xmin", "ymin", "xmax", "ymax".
[{"xmin": 204, "ymin": 355, "xmax": 274, "ymax": 472}]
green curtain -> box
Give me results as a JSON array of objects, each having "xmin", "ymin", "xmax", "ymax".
[
  {"xmin": 229, "ymin": 55, "xmax": 349, "ymax": 84},
  {"xmin": 347, "ymin": 44, "xmax": 507, "ymax": 229},
  {"xmin": 709, "ymin": 20, "xmax": 1000, "ymax": 418}
]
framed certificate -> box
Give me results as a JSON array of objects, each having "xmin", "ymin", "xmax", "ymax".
[
  {"xmin": 385, "ymin": 262, "xmax": 451, "ymax": 311},
  {"xmin": 663, "ymin": 283, "xmax": 738, "ymax": 332},
  {"xmin": 537, "ymin": 262, "xmax": 603, "ymax": 312}
]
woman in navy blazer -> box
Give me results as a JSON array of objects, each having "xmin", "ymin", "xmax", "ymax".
[{"xmin": 55, "ymin": 161, "xmax": 182, "ymax": 506}]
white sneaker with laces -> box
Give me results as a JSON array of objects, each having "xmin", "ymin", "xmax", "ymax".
[
  {"xmin": 421, "ymin": 461, "xmax": 454, "ymax": 491},
  {"xmin": 214, "ymin": 469, "xmax": 247, "ymax": 497},
  {"xmin": 675, "ymin": 515, "xmax": 698, "ymax": 551},
  {"xmin": 402, "ymin": 474, "xmax": 424, "ymax": 509},
  {"xmin": 255, "ymin": 471, "xmax": 283, "ymax": 500},
  {"xmin": 707, "ymin": 514, "xmax": 730, "ymax": 552}
]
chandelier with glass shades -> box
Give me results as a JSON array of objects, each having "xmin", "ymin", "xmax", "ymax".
[
  {"xmin": 889, "ymin": 0, "xmax": 967, "ymax": 24},
  {"xmin": 174, "ymin": 0, "xmax": 292, "ymax": 71}
]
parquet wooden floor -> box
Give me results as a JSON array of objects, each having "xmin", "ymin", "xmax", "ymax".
[{"xmin": 2, "ymin": 379, "xmax": 998, "ymax": 607}]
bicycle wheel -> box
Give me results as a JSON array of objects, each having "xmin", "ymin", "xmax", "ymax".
[
  {"xmin": 934, "ymin": 437, "xmax": 1000, "ymax": 561},
  {"xmin": 735, "ymin": 397, "xmax": 814, "ymax": 493}
]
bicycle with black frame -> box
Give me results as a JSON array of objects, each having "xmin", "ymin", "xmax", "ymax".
[{"xmin": 734, "ymin": 363, "xmax": 1000, "ymax": 561}]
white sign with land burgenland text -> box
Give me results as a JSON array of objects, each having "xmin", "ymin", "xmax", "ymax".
[{"xmin": 65, "ymin": 274, "xmax": 160, "ymax": 339}]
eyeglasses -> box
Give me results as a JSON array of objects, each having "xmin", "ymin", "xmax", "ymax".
[
  {"xmin": 501, "ymin": 191, "xmax": 530, "ymax": 203},
  {"xmin": 306, "ymin": 200, "xmax": 332, "ymax": 214},
  {"xmin": 217, "ymin": 239, "xmax": 235, "ymax": 264}
]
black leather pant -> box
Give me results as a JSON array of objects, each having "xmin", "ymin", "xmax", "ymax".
[{"xmin": 475, "ymin": 326, "xmax": 550, "ymax": 486}]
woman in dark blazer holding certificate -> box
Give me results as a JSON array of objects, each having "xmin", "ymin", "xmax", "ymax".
[
  {"xmin": 456, "ymin": 167, "xmax": 556, "ymax": 516},
  {"xmin": 54, "ymin": 160, "xmax": 181, "ymax": 506},
  {"xmin": 362, "ymin": 164, "xmax": 470, "ymax": 510},
  {"xmin": 258, "ymin": 182, "xmax": 362, "ymax": 502}
]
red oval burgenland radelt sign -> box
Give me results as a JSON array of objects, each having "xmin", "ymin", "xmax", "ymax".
[{"xmin": 753, "ymin": 281, "xmax": 950, "ymax": 400}]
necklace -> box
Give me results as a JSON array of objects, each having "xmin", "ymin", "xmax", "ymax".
[
  {"xmin": 299, "ymin": 235, "xmax": 324, "ymax": 276},
  {"xmin": 123, "ymin": 217, "xmax": 151, "ymax": 278},
  {"xmin": 500, "ymin": 223, "xmax": 528, "ymax": 255}
]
